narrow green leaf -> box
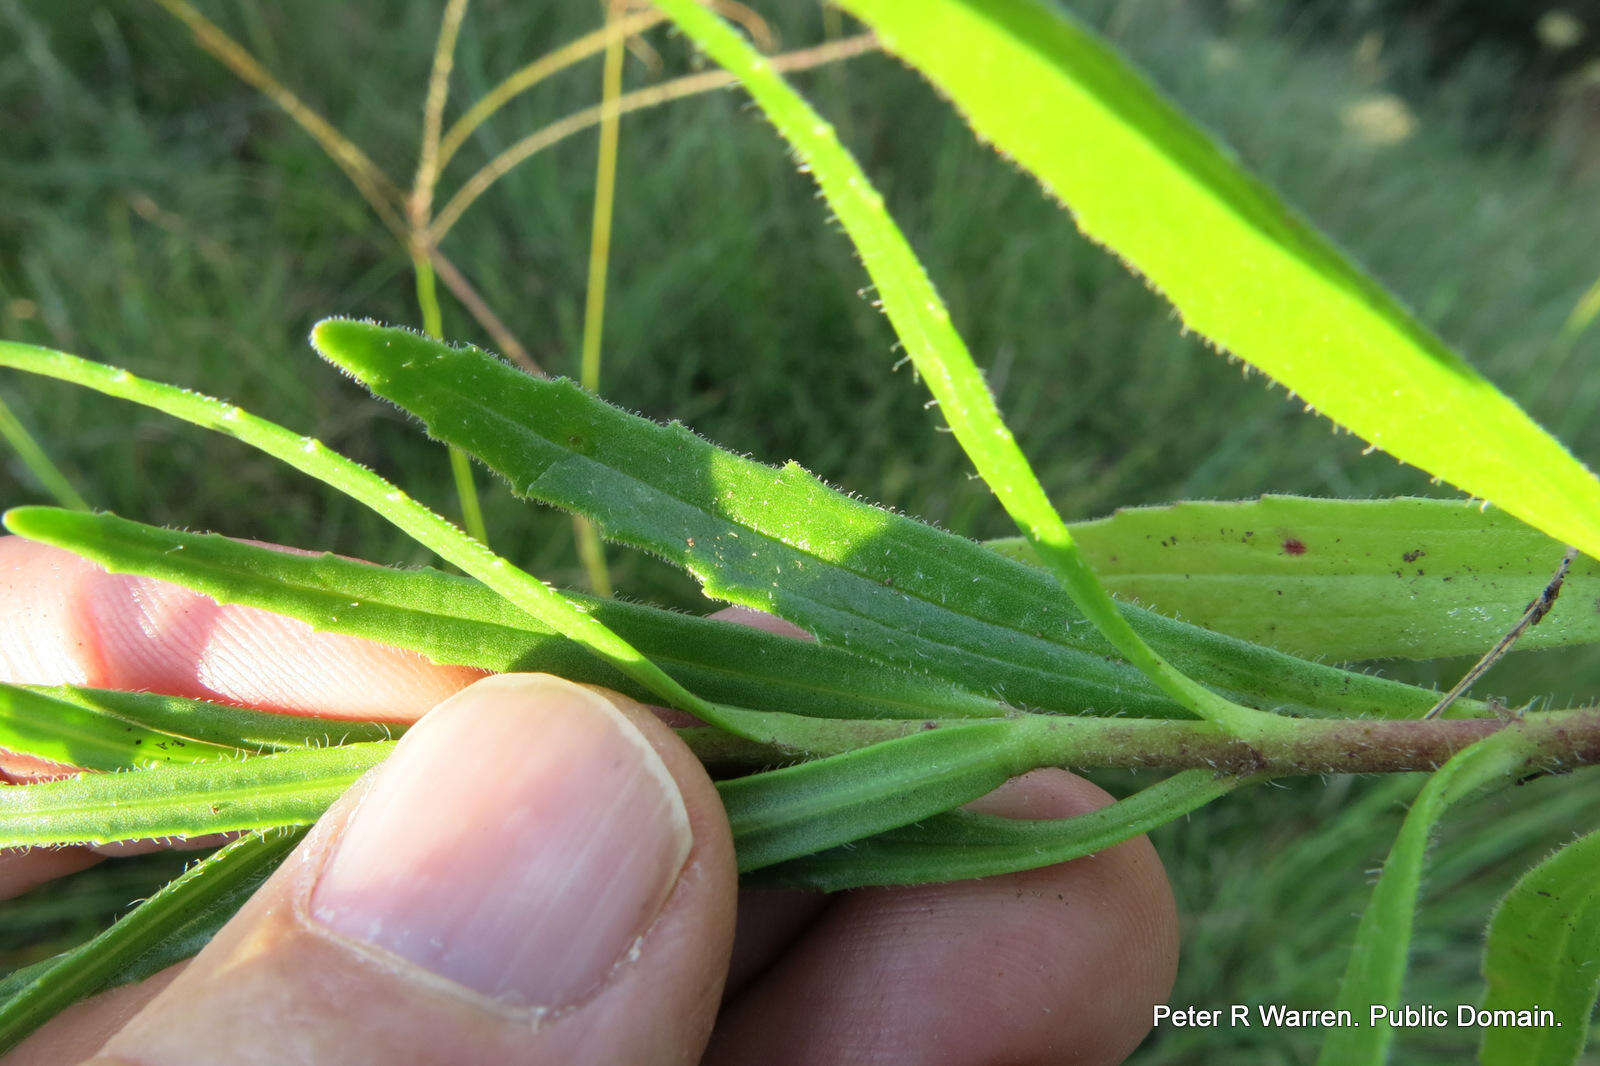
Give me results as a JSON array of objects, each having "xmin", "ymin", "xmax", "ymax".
[
  {"xmin": 0, "ymin": 392, "xmax": 89, "ymax": 512},
  {"xmin": 989, "ymin": 496, "xmax": 1599, "ymax": 661},
  {"xmin": 311, "ymin": 320, "xmax": 1472, "ymax": 722},
  {"xmin": 1319, "ymin": 727, "xmax": 1541, "ymax": 1065},
  {"xmin": 5, "ymin": 506, "xmax": 1006, "ymax": 723},
  {"xmin": 831, "ymin": 0, "xmax": 1600, "ymax": 560},
  {"xmin": 0, "ymin": 682, "xmax": 394, "ymax": 772},
  {"xmin": 0, "ymin": 742, "xmax": 390, "ymax": 847},
  {"xmin": 651, "ymin": 0, "xmax": 1275, "ymax": 739},
  {"xmin": 0, "ymin": 827, "xmax": 305, "ymax": 1056},
  {"xmin": 0, "ymin": 339, "xmax": 814, "ymax": 750},
  {"xmin": 720, "ymin": 719, "xmax": 1033, "ymax": 871},
  {"xmin": 0, "ymin": 677, "xmax": 798, "ymax": 780},
  {"xmin": 1478, "ymin": 828, "xmax": 1600, "ymax": 1065},
  {"xmin": 0, "ymin": 710, "xmax": 1056, "ymax": 876},
  {"xmin": 749, "ymin": 768, "xmax": 1239, "ymax": 890}
]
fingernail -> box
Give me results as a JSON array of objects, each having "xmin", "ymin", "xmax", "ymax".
[{"xmin": 309, "ymin": 674, "xmax": 692, "ymax": 1008}]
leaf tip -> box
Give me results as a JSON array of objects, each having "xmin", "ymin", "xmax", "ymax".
[
  {"xmin": 2, "ymin": 504, "xmax": 59, "ymax": 539},
  {"xmin": 308, "ymin": 317, "xmax": 369, "ymax": 364}
]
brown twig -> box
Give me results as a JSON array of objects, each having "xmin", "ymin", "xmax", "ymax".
[
  {"xmin": 150, "ymin": 0, "xmax": 407, "ymax": 239},
  {"xmin": 431, "ymin": 33, "xmax": 880, "ymax": 241},
  {"xmin": 1424, "ymin": 546, "xmax": 1580, "ymax": 719},
  {"xmin": 435, "ymin": 9, "xmax": 668, "ymax": 174},
  {"xmin": 412, "ymin": 0, "xmax": 472, "ymax": 229},
  {"xmin": 152, "ymin": 0, "xmax": 546, "ymax": 375},
  {"xmin": 1032, "ymin": 705, "xmax": 1600, "ymax": 778},
  {"xmin": 693, "ymin": 707, "xmax": 1600, "ymax": 777}
]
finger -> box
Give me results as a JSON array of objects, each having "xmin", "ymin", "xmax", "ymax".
[
  {"xmin": 85, "ymin": 674, "xmax": 738, "ymax": 1066},
  {"xmin": 0, "ymin": 535, "xmax": 489, "ymax": 888},
  {"xmin": 0, "ymin": 847, "xmax": 99, "ymax": 899},
  {"xmin": 2, "ymin": 965, "xmax": 185, "ymax": 1066},
  {"xmin": 0, "ymin": 536, "xmax": 486, "ymax": 723},
  {"xmin": 706, "ymin": 768, "xmax": 1179, "ymax": 1066},
  {"xmin": 725, "ymin": 889, "xmax": 829, "ymax": 999},
  {"xmin": 704, "ymin": 606, "xmax": 812, "ymax": 641}
]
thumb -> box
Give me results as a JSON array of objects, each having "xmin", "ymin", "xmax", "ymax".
[{"xmin": 87, "ymin": 674, "xmax": 739, "ymax": 1066}]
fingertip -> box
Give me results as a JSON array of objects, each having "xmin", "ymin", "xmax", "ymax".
[{"xmin": 89, "ymin": 676, "xmax": 737, "ymax": 1066}]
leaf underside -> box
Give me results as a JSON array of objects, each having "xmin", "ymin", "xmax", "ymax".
[
  {"xmin": 990, "ymin": 496, "xmax": 1600, "ymax": 661},
  {"xmin": 833, "ymin": 0, "xmax": 1600, "ymax": 561},
  {"xmin": 1478, "ymin": 828, "xmax": 1600, "ymax": 1066}
]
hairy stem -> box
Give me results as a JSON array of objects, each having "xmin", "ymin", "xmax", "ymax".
[
  {"xmin": 1011, "ymin": 707, "xmax": 1600, "ymax": 777},
  {"xmin": 150, "ymin": 0, "xmax": 406, "ymax": 237}
]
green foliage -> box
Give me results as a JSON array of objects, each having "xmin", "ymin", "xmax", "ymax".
[
  {"xmin": 0, "ymin": 682, "xmax": 393, "ymax": 772},
  {"xmin": 831, "ymin": 0, "xmax": 1600, "ymax": 561},
  {"xmin": 4, "ymin": 506, "xmax": 1007, "ymax": 724},
  {"xmin": 0, "ymin": 336, "xmax": 824, "ymax": 751},
  {"xmin": 0, "ymin": 396, "xmax": 86, "ymax": 513},
  {"xmin": 0, "ymin": 742, "xmax": 389, "ymax": 847},
  {"xmin": 990, "ymin": 496, "xmax": 1600, "ymax": 662},
  {"xmin": 310, "ymin": 320, "xmax": 1461, "ymax": 722},
  {"xmin": 721, "ymin": 719, "xmax": 1031, "ymax": 871},
  {"xmin": 654, "ymin": 0, "xmax": 1277, "ymax": 737},
  {"xmin": 0, "ymin": 828, "xmax": 305, "ymax": 1057},
  {"xmin": 1479, "ymin": 828, "xmax": 1600, "ymax": 1065},
  {"xmin": 1318, "ymin": 727, "xmax": 1541, "ymax": 1065},
  {"xmin": 2, "ymin": 0, "xmax": 1599, "ymax": 1060},
  {"xmin": 752, "ymin": 767, "xmax": 1238, "ymax": 891}
]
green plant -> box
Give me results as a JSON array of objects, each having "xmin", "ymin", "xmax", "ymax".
[{"xmin": 2, "ymin": 1, "xmax": 1599, "ymax": 1062}]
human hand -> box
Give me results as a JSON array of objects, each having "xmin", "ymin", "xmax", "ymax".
[{"xmin": 0, "ymin": 537, "xmax": 1177, "ymax": 1065}]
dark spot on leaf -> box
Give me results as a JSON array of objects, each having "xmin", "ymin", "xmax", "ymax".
[
  {"xmin": 1403, "ymin": 548, "xmax": 1425, "ymax": 563},
  {"xmin": 1283, "ymin": 538, "xmax": 1307, "ymax": 555}
]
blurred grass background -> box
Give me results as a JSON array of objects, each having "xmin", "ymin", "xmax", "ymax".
[{"xmin": 1, "ymin": 0, "xmax": 1599, "ymax": 1060}]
